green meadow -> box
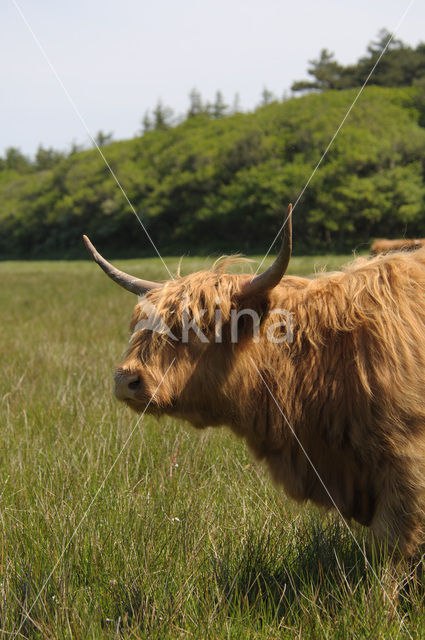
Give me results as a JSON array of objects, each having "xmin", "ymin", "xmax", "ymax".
[{"xmin": 0, "ymin": 254, "xmax": 423, "ymax": 639}]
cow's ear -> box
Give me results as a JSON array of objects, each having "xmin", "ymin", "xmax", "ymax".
[{"xmin": 239, "ymin": 204, "xmax": 292, "ymax": 298}]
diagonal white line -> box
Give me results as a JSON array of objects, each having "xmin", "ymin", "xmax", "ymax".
[
  {"xmin": 254, "ymin": 0, "xmax": 417, "ymax": 277},
  {"xmin": 250, "ymin": 357, "xmax": 412, "ymax": 636},
  {"xmin": 11, "ymin": 358, "xmax": 176, "ymax": 640},
  {"xmin": 11, "ymin": 0, "xmax": 174, "ymax": 281}
]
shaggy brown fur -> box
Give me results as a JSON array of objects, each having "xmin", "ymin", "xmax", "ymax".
[
  {"xmin": 116, "ymin": 250, "xmax": 425, "ymax": 558},
  {"xmin": 370, "ymin": 238, "xmax": 425, "ymax": 255}
]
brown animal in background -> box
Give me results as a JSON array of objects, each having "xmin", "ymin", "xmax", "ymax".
[
  {"xmin": 84, "ymin": 207, "xmax": 425, "ymax": 559},
  {"xmin": 370, "ymin": 237, "xmax": 425, "ymax": 255}
]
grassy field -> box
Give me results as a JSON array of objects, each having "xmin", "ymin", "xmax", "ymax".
[{"xmin": 0, "ymin": 253, "xmax": 424, "ymax": 639}]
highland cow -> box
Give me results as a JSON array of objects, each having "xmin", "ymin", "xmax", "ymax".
[
  {"xmin": 370, "ymin": 237, "xmax": 425, "ymax": 255},
  {"xmin": 84, "ymin": 206, "xmax": 425, "ymax": 559}
]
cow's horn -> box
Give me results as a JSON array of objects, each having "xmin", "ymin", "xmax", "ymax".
[
  {"xmin": 83, "ymin": 235, "xmax": 160, "ymax": 295},
  {"xmin": 240, "ymin": 204, "xmax": 292, "ymax": 297}
]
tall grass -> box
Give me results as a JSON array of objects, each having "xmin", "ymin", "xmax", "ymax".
[{"xmin": 0, "ymin": 254, "xmax": 423, "ymax": 638}]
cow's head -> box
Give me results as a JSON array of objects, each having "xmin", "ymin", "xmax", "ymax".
[{"xmin": 83, "ymin": 206, "xmax": 292, "ymax": 427}]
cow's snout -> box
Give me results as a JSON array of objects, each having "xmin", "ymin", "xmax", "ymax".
[{"xmin": 114, "ymin": 370, "xmax": 141, "ymax": 400}]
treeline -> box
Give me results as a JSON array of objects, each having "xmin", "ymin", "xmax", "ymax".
[
  {"xmin": 292, "ymin": 29, "xmax": 425, "ymax": 93},
  {"xmin": 2, "ymin": 84, "xmax": 425, "ymax": 258},
  {"xmin": 141, "ymin": 89, "xmax": 247, "ymax": 134},
  {"xmin": 0, "ymin": 86, "xmax": 275, "ymax": 175}
]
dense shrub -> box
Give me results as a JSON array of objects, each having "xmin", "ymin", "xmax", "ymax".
[{"xmin": 1, "ymin": 87, "xmax": 425, "ymax": 257}]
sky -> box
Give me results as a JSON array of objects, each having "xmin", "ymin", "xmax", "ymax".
[{"xmin": 1, "ymin": 0, "xmax": 424, "ymax": 157}]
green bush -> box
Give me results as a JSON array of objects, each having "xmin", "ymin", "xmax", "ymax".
[{"xmin": 1, "ymin": 87, "xmax": 425, "ymax": 258}]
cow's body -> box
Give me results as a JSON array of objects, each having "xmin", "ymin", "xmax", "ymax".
[
  {"xmin": 84, "ymin": 218, "xmax": 425, "ymax": 558},
  {"xmin": 370, "ymin": 237, "xmax": 425, "ymax": 255}
]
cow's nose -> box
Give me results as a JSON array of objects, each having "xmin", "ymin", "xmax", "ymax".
[{"xmin": 114, "ymin": 371, "xmax": 141, "ymax": 400}]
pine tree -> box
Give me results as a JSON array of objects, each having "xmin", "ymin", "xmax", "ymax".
[
  {"xmin": 152, "ymin": 100, "xmax": 173, "ymax": 130},
  {"xmin": 292, "ymin": 49, "xmax": 344, "ymax": 92},
  {"xmin": 94, "ymin": 130, "xmax": 113, "ymax": 147},
  {"xmin": 212, "ymin": 91, "xmax": 228, "ymax": 118},
  {"xmin": 35, "ymin": 145, "xmax": 64, "ymax": 170},
  {"xmin": 3, "ymin": 147, "xmax": 31, "ymax": 172},
  {"xmin": 231, "ymin": 92, "xmax": 242, "ymax": 114},
  {"xmin": 142, "ymin": 110, "xmax": 153, "ymax": 134},
  {"xmin": 260, "ymin": 87, "xmax": 275, "ymax": 105},
  {"xmin": 187, "ymin": 88, "xmax": 204, "ymax": 118}
]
